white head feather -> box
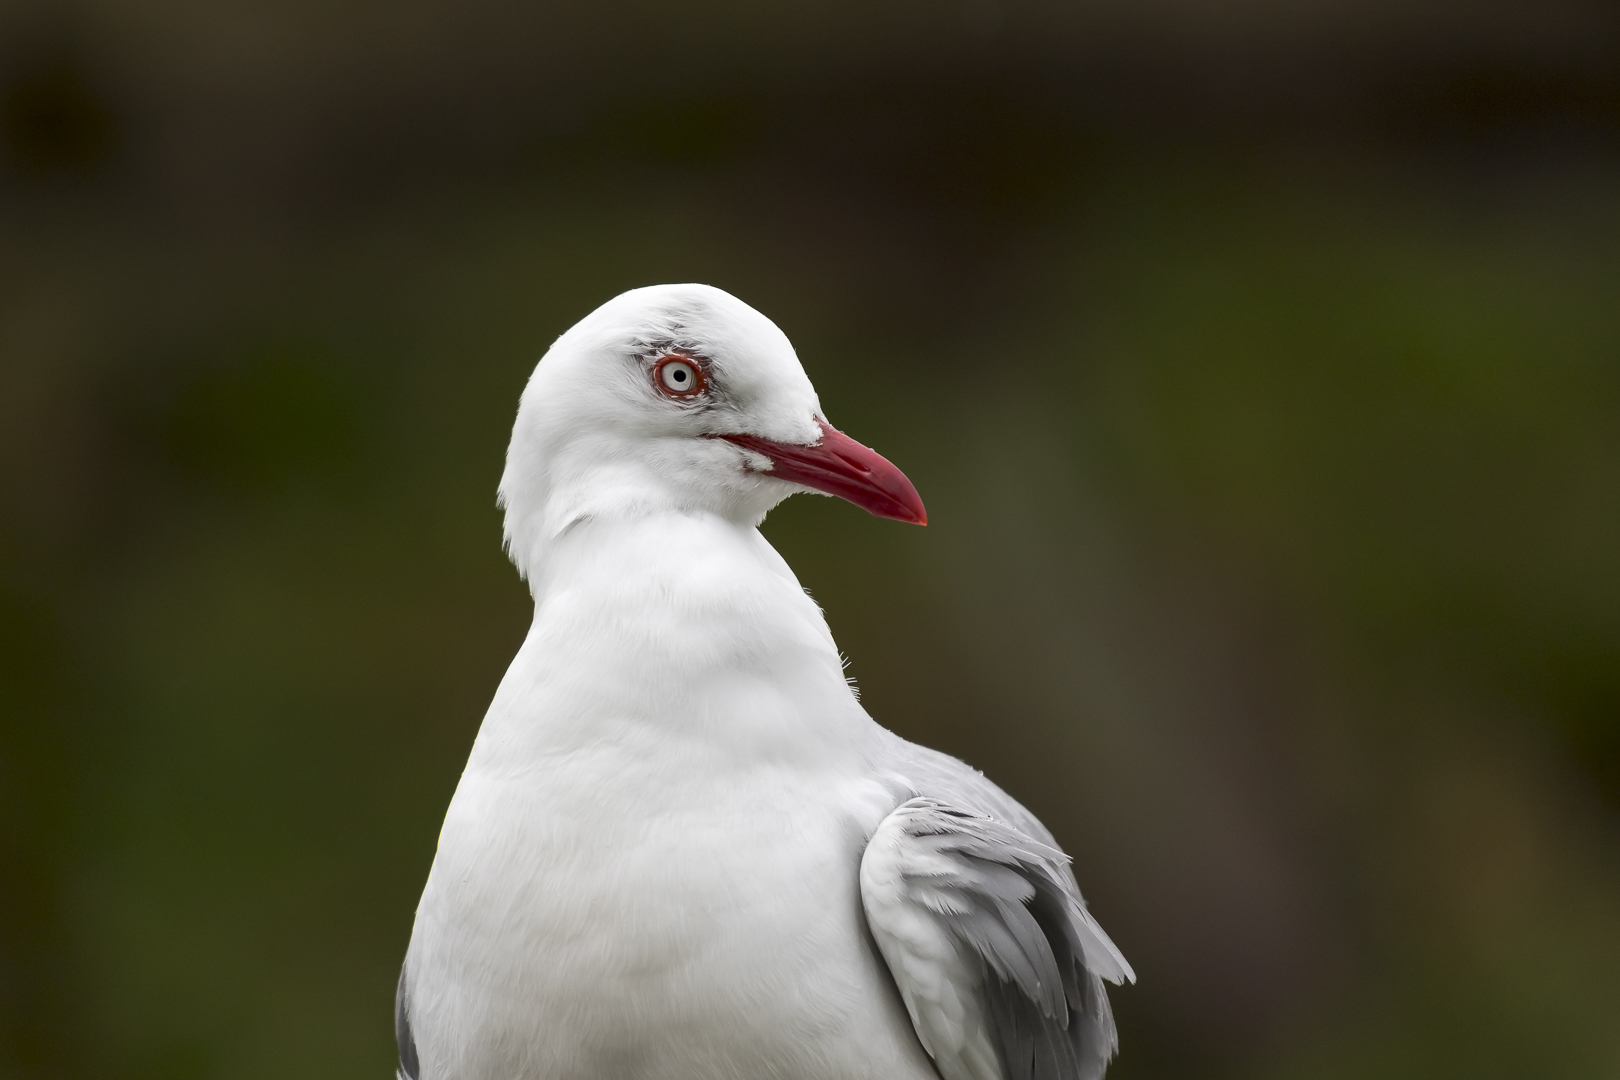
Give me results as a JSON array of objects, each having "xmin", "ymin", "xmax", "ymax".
[{"xmin": 497, "ymin": 284, "xmax": 826, "ymax": 580}]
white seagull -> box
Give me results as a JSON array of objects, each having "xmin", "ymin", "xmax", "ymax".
[{"xmin": 397, "ymin": 284, "xmax": 1134, "ymax": 1080}]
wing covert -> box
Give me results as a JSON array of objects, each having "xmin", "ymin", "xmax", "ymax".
[{"xmin": 860, "ymin": 797, "xmax": 1133, "ymax": 1080}]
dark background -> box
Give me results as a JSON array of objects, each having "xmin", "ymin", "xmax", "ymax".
[{"xmin": 2, "ymin": 1, "xmax": 1618, "ymax": 1077}]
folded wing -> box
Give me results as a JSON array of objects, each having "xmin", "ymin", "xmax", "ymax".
[{"xmin": 860, "ymin": 798, "xmax": 1134, "ymax": 1080}]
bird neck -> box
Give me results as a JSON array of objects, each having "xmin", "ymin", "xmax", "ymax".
[
  {"xmin": 498, "ymin": 438, "xmax": 789, "ymax": 584},
  {"xmin": 468, "ymin": 510, "xmax": 878, "ymax": 777}
]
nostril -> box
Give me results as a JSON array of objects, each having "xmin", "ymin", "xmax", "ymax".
[{"xmin": 835, "ymin": 451, "xmax": 873, "ymax": 474}]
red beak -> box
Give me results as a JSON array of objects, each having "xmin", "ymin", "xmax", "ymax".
[{"xmin": 718, "ymin": 419, "xmax": 927, "ymax": 525}]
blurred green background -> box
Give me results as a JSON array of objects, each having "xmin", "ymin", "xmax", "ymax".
[{"xmin": 2, "ymin": 1, "xmax": 1618, "ymax": 1078}]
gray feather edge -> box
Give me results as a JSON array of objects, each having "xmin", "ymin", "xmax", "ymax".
[{"xmin": 396, "ymin": 960, "xmax": 420, "ymax": 1080}]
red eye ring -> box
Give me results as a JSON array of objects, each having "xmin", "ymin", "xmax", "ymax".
[{"xmin": 654, "ymin": 354, "xmax": 707, "ymax": 398}]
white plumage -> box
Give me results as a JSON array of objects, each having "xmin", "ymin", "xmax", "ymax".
[{"xmin": 398, "ymin": 284, "xmax": 1132, "ymax": 1080}]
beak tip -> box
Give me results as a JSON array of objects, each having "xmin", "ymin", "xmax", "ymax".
[{"xmin": 884, "ymin": 501, "xmax": 926, "ymax": 526}]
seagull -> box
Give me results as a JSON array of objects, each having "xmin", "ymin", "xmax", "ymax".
[{"xmin": 396, "ymin": 284, "xmax": 1134, "ymax": 1080}]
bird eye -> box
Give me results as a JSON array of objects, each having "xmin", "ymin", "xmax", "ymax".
[{"xmin": 655, "ymin": 356, "xmax": 706, "ymax": 398}]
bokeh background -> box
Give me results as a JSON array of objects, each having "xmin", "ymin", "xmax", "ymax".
[{"xmin": 2, "ymin": 1, "xmax": 1618, "ymax": 1077}]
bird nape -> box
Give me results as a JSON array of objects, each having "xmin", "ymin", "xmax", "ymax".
[{"xmin": 395, "ymin": 283, "xmax": 1132, "ymax": 1080}]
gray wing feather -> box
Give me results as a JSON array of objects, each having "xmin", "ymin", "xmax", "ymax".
[
  {"xmin": 863, "ymin": 741, "xmax": 1133, "ymax": 1080},
  {"xmin": 885, "ymin": 740, "xmax": 1134, "ymax": 986}
]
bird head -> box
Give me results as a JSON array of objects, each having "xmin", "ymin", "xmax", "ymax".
[{"xmin": 498, "ymin": 283, "xmax": 926, "ymax": 579}]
